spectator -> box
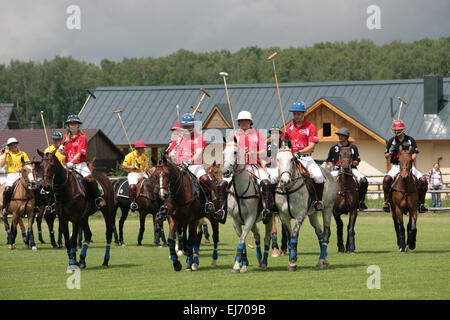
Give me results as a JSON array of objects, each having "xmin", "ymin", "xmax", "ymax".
[{"xmin": 428, "ymin": 158, "xmax": 444, "ymax": 208}]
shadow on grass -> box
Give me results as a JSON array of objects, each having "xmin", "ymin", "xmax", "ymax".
[
  {"xmin": 265, "ymin": 263, "xmax": 367, "ymax": 272},
  {"xmin": 84, "ymin": 263, "xmax": 143, "ymax": 270}
]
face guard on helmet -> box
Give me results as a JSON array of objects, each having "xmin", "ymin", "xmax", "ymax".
[{"xmin": 391, "ymin": 120, "xmax": 406, "ymax": 136}]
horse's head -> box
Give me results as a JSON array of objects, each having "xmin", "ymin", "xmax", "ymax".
[
  {"xmin": 19, "ymin": 158, "xmax": 37, "ymax": 190},
  {"xmin": 207, "ymin": 160, "xmax": 222, "ymax": 184},
  {"xmin": 399, "ymin": 145, "xmax": 413, "ymax": 180},
  {"xmin": 222, "ymin": 141, "xmax": 238, "ymax": 178},
  {"xmin": 37, "ymin": 148, "xmax": 59, "ymax": 192},
  {"xmin": 339, "ymin": 146, "xmax": 353, "ymax": 175},
  {"xmin": 153, "ymin": 156, "xmax": 170, "ymax": 201},
  {"xmin": 276, "ymin": 146, "xmax": 294, "ymax": 187}
]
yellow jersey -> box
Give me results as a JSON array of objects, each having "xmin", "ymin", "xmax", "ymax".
[
  {"xmin": 5, "ymin": 150, "xmax": 30, "ymax": 173},
  {"xmin": 44, "ymin": 145, "xmax": 66, "ymax": 167},
  {"xmin": 123, "ymin": 151, "xmax": 148, "ymax": 173}
]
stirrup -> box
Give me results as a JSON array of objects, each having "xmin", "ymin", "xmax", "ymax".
[
  {"xmin": 419, "ymin": 204, "xmax": 428, "ymax": 213},
  {"xmin": 261, "ymin": 208, "xmax": 271, "ymax": 224},
  {"xmin": 382, "ymin": 201, "xmax": 391, "ymax": 212},
  {"xmin": 157, "ymin": 205, "xmax": 168, "ymax": 221},
  {"xmin": 214, "ymin": 208, "xmax": 226, "ymax": 222},
  {"xmin": 359, "ymin": 202, "xmax": 368, "ymax": 210},
  {"xmin": 130, "ymin": 201, "xmax": 138, "ymax": 211},
  {"xmin": 205, "ymin": 201, "xmax": 215, "ymax": 214},
  {"xmin": 314, "ymin": 201, "xmax": 323, "ymax": 211},
  {"xmin": 95, "ymin": 197, "xmax": 106, "ymax": 209}
]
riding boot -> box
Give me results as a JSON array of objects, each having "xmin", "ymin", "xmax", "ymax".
[
  {"xmin": 214, "ymin": 180, "xmax": 229, "ymax": 224},
  {"xmin": 313, "ymin": 182, "xmax": 324, "ymax": 211},
  {"xmin": 260, "ymin": 179, "xmax": 272, "ymax": 224},
  {"xmin": 417, "ymin": 176, "xmax": 428, "ymax": 213},
  {"xmin": 128, "ymin": 184, "xmax": 138, "ymax": 211},
  {"xmin": 382, "ymin": 175, "xmax": 393, "ymax": 212},
  {"xmin": 83, "ymin": 175, "xmax": 106, "ymax": 209},
  {"xmin": 2, "ymin": 187, "xmax": 13, "ymax": 215},
  {"xmin": 358, "ymin": 177, "xmax": 369, "ymax": 210},
  {"xmin": 199, "ymin": 174, "xmax": 216, "ymax": 214},
  {"xmin": 270, "ymin": 183, "xmax": 278, "ymax": 214}
]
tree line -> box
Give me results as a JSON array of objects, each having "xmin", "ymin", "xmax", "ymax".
[{"xmin": 0, "ymin": 37, "xmax": 448, "ymax": 129}]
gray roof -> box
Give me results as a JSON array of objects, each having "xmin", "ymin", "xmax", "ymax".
[
  {"xmin": 0, "ymin": 104, "xmax": 14, "ymax": 129},
  {"xmin": 81, "ymin": 78, "xmax": 450, "ymax": 146}
]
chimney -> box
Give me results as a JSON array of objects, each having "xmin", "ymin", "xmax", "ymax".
[
  {"xmin": 29, "ymin": 121, "xmax": 38, "ymax": 129},
  {"xmin": 424, "ymin": 75, "xmax": 443, "ymax": 114}
]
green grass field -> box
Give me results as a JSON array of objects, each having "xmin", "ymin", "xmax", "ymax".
[{"xmin": 1, "ymin": 210, "xmax": 449, "ymax": 300}]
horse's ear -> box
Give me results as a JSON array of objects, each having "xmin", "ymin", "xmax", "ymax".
[
  {"xmin": 212, "ymin": 160, "xmax": 217, "ymax": 167},
  {"xmin": 233, "ymin": 135, "xmax": 237, "ymax": 144},
  {"xmin": 37, "ymin": 149, "xmax": 44, "ymax": 157},
  {"xmin": 21, "ymin": 156, "xmax": 25, "ymax": 165},
  {"xmin": 151, "ymin": 157, "xmax": 158, "ymax": 166}
]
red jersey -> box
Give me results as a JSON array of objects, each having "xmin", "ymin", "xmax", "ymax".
[
  {"xmin": 285, "ymin": 120, "xmax": 319, "ymax": 153},
  {"xmin": 168, "ymin": 131, "xmax": 205, "ymax": 165},
  {"xmin": 229, "ymin": 129, "xmax": 266, "ymax": 165},
  {"xmin": 63, "ymin": 133, "xmax": 88, "ymax": 163}
]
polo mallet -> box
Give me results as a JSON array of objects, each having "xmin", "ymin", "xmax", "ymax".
[
  {"xmin": 176, "ymin": 104, "xmax": 181, "ymax": 122},
  {"xmin": 78, "ymin": 89, "xmax": 97, "ymax": 117},
  {"xmin": 396, "ymin": 97, "xmax": 408, "ymax": 120},
  {"xmin": 267, "ymin": 52, "xmax": 287, "ymax": 132},
  {"xmin": 191, "ymin": 88, "xmax": 211, "ymax": 115},
  {"xmin": 113, "ymin": 110, "xmax": 139, "ymax": 165},
  {"xmin": 40, "ymin": 111, "xmax": 50, "ymax": 147},
  {"xmin": 219, "ymin": 72, "xmax": 236, "ymax": 133}
]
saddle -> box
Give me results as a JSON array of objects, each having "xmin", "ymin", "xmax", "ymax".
[
  {"xmin": 117, "ymin": 178, "xmax": 146, "ymax": 199},
  {"xmin": 293, "ymin": 159, "xmax": 317, "ymax": 200}
]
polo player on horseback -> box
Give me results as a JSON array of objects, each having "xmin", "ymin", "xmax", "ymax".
[
  {"xmin": 382, "ymin": 119, "xmax": 428, "ymax": 213},
  {"xmin": 59, "ymin": 115, "xmax": 106, "ymax": 209},
  {"xmin": 284, "ymin": 101, "xmax": 324, "ymax": 211},
  {"xmin": 167, "ymin": 113, "xmax": 216, "ymax": 214},
  {"xmin": 1, "ymin": 137, "xmax": 31, "ymax": 215},
  {"xmin": 326, "ymin": 127, "xmax": 369, "ymax": 210},
  {"xmin": 44, "ymin": 132, "xmax": 66, "ymax": 166},
  {"xmin": 122, "ymin": 140, "xmax": 149, "ymax": 211},
  {"xmin": 216, "ymin": 110, "xmax": 274, "ymax": 224}
]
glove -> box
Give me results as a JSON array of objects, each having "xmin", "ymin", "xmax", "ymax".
[
  {"xmin": 388, "ymin": 144, "xmax": 397, "ymax": 154},
  {"xmin": 181, "ymin": 160, "xmax": 192, "ymax": 169},
  {"xmin": 66, "ymin": 161, "xmax": 74, "ymax": 169},
  {"xmin": 294, "ymin": 151, "xmax": 301, "ymax": 160},
  {"xmin": 58, "ymin": 145, "xmax": 65, "ymax": 153}
]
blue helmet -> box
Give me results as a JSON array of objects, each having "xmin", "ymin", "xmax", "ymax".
[
  {"xmin": 52, "ymin": 131, "xmax": 63, "ymax": 140},
  {"xmin": 65, "ymin": 114, "xmax": 82, "ymax": 124},
  {"xmin": 180, "ymin": 113, "xmax": 194, "ymax": 127},
  {"xmin": 289, "ymin": 101, "xmax": 306, "ymax": 112}
]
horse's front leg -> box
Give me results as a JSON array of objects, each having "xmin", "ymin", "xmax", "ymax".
[
  {"xmin": 287, "ymin": 210, "xmax": 307, "ymax": 271},
  {"xmin": 68, "ymin": 217, "xmax": 80, "ymax": 268},
  {"xmin": 260, "ymin": 217, "xmax": 273, "ymax": 270},
  {"xmin": 407, "ymin": 209, "xmax": 418, "ymax": 252},
  {"xmin": 208, "ymin": 218, "xmax": 220, "ymax": 268},
  {"xmin": 27, "ymin": 206, "xmax": 37, "ymax": 251},
  {"xmin": 392, "ymin": 205, "xmax": 406, "ymax": 253},
  {"xmin": 333, "ymin": 210, "xmax": 345, "ymax": 253},
  {"xmin": 346, "ymin": 206, "xmax": 358, "ymax": 254},
  {"xmin": 167, "ymin": 213, "xmax": 182, "ymax": 271},
  {"xmin": 188, "ymin": 218, "xmax": 200, "ymax": 271},
  {"xmin": 79, "ymin": 217, "xmax": 92, "ymax": 269},
  {"xmin": 36, "ymin": 206, "xmax": 45, "ymax": 244}
]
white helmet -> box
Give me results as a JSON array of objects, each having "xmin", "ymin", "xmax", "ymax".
[
  {"xmin": 236, "ymin": 111, "xmax": 253, "ymax": 121},
  {"xmin": 6, "ymin": 137, "xmax": 19, "ymax": 145}
]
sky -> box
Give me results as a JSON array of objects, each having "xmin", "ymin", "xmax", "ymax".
[{"xmin": 0, "ymin": 0, "xmax": 449, "ymax": 64}]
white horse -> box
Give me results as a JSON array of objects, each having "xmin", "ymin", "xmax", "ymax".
[
  {"xmin": 275, "ymin": 147, "xmax": 337, "ymax": 270},
  {"xmin": 222, "ymin": 141, "xmax": 273, "ymax": 273}
]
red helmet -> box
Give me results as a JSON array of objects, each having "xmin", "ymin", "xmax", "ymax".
[
  {"xmin": 171, "ymin": 122, "xmax": 181, "ymax": 131},
  {"xmin": 391, "ymin": 120, "xmax": 406, "ymax": 130},
  {"xmin": 135, "ymin": 140, "xmax": 146, "ymax": 148}
]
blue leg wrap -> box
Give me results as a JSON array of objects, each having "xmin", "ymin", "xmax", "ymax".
[
  {"xmin": 69, "ymin": 247, "xmax": 77, "ymax": 265},
  {"xmin": 80, "ymin": 241, "xmax": 89, "ymax": 257},
  {"xmin": 320, "ymin": 240, "xmax": 329, "ymax": 259},
  {"xmin": 255, "ymin": 241, "xmax": 262, "ymax": 260},
  {"xmin": 193, "ymin": 246, "xmax": 199, "ymax": 265},
  {"xmin": 168, "ymin": 240, "xmax": 177, "ymax": 261},
  {"xmin": 104, "ymin": 240, "xmax": 111, "ymax": 261},
  {"xmin": 186, "ymin": 245, "xmax": 193, "ymax": 266},
  {"xmin": 290, "ymin": 238, "xmax": 298, "ymax": 260},
  {"xmin": 262, "ymin": 245, "xmax": 269, "ymax": 265},
  {"xmin": 235, "ymin": 243, "xmax": 245, "ymax": 262},
  {"xmin": 212, "ymin": 242, "xmax": 218, "ymax": 260}
]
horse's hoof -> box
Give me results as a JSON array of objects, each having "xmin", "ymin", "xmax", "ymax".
[
  {"xmin": 102, "ymin": 264, "xmax": 109, "ymax": 268},
  {"xmin": 121, "ymin": 243, "xmax": 126, "ymax": 247},
  {"xmin": 185, "ymin": 266, "xmax": 192, "ymax": 272},
  {"xmin": 316, "ymin": 259, "xmax": 329, "ymax": 269},
  {"xmin": 177, "ymin": 250, "xmax": 183, "ymax": 256},
  {"xmin": 191, "ymin": 263, "xmax": 199, "ymax": 271},
  {"xmin": 232, "ymin": 268, "xmax": 240, "ymax": 274},
  {"xmin": 137, "ymin": 244, "xmax": 143, "ymax": 247},
  {"xmin": 39, "ymin": 240, "xmax": 45, "ymax": 244},
  {"xmin": 272, "ymin": 248, "xmax": 280, "ymax": 258},
  {"xmin": 211, "ymin": 260, "xmax": 217, "ymax": 268},
  {"xmin": 173, "ymin": 260, "xmax": 182, "ymax": 272},
  {"xmin": 23, "ymin": 244, "xmax": 29, "ymax": 249},
  {"xmin": 79, "ymin": 262, "xmax": 86, "ymax": 269},
  {"xmin": 114, "ymin": 242, "xmax": 119, "ymax": 246},
  {"xmin": 8, "ymin": 244, "xmax": 15, "ymax": 250},
  {"xmin": 240, "ymin": 266, "xmax": 247, "ymax": 273},
  {"xmin": 32, "ymin": 246, "xmax": 38, "ymax": 251},
  {"xmin": 259, "ymin": 264, "xmax": 267, "ymax": 271},
  {"xmin": 67, "ymin": 265, "xmax": 79, "ymax": 272},
  {"xmin": 287, "ymin": 262, "xmax": 297, "ymax": 271}
]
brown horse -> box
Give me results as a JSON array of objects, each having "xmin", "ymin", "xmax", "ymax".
[
  {"xmin": 112, "ymin": 165, "xmax": 165, "ymax": 247},
  {"xmin": 391, "ymin": 146, "xmax": 419, "ymax": 253},
  {"xmin": 1, "ymin": 161, "xmax": 38, "ymax": 250},
  {"xmin": 154, "ymin": 155, "xmax": 220, "ymax": 271},
  {"xmin": 38, "ymin": 149, "xmax": 115, "ymax": 269},
  {"xmin": 332, "ymin": 146, "xmax": 359, "ymax": 254}
]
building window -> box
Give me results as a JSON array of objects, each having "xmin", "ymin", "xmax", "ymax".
[{"xmin": 323, "ymin": 123, "xmax": 331, "ymax": 137}]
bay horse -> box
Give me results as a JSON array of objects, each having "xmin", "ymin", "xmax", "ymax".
[
  {"xmin": 222, "ymin": 142, "xmax": 273, "ymax": 273},
  {"xmin": 390, "ymin": 146, "xmax": 419, "ymax": 253},
  {"xmin": 275, "ymin": 146, "xmax": 337, "ymax": 270},
  {"xmin": 37, "ymin": 149, "xmax": 115, "ymax": 269},
  {"xmin": 154, "ymin": 154, "xmax": 220, "ymax": 271},
  {"xmin": 112, "ymin": 166, "xmax": 165, "ymax": 247},
  {"xmin": 1, "ymin": 160, "xmax": 38, "ymax": 250},
  {"xmin": 332, "ymin": 146, "xmax": 359, "ymax": 254}
]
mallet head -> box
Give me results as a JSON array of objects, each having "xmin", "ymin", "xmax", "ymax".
[
  {"xmin": 397, "ymin": 97, "xmax": 408, "ymax": 105},
  {"xmin": 219, "ymin": 72, "xmax": 228, "ymax": 77},
  {"xmin": 200, "ymin": 88, "xmax": 211, "ymax": 98},
  {"xmin": 113, "ymin": 110, "xmax": 122, "ymax": 114},
  {"xmin": 267, "ymin": 52, "xmax": 278, "ymax": 61},
  {"xmin": 87, "ymin": 89, "xmax": 97, "ymax": 99}
]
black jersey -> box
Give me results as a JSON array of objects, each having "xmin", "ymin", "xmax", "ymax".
[
  {"xmin": 385, "ymin": 134, "xmax": 418, "ymax": 165},
  {"xmin": 326, "ymin": 143, "xmax": 361, "ymax": 168}
]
